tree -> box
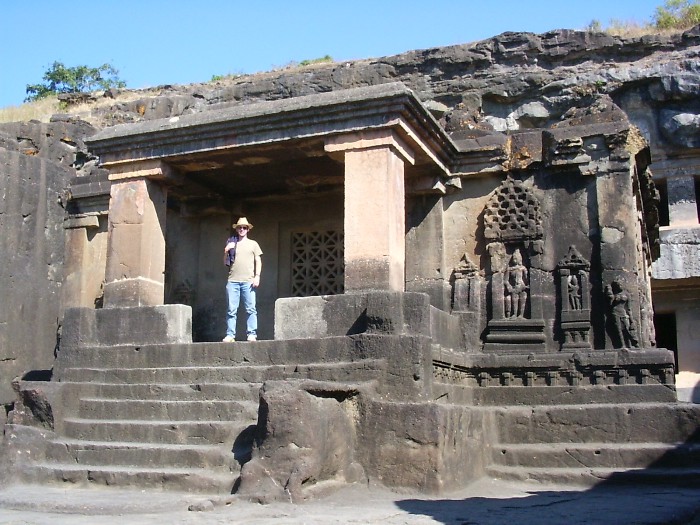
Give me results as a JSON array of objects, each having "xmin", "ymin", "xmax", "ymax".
[
  {"xmin": 25, "ymin": 61, "xmax": 126, "ymax": 102},
  {"xmin": 653, "ymin": 0, "xmax": 700, "ymax": 29}
]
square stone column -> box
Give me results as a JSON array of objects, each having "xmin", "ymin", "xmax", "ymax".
[
  {"xmin": 326, "ymin": 130, "xmax": 415, "ymax": 292},
  {"xmin": 667, "ymin": 176, "xmax": 698, "ymax": 227},
  {"xmin": 62, "ymin": 216, "xmax": 108, "ymax": 309},
  {"xmin": 103, "ymin": 168, "xmax": 168, "ymax": 308}
]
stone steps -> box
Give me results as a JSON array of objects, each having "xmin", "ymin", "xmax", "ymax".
[
  {"xmin": 31, "ymin": 352, "xmax": 386, "ymax": 494},
  {"xmin": 490, "ymin": 402, "xmax": 700, "ymax": 444},
  {"xmin": 485, "ymin": 465, "xmax": 700, "ymax": 487},
  {"xmin": 491, "ymin": 442, "xmax": 700, "ymax": 469},
  {"xmin": 62, "ymin": 417, "xmax": 253, "ymax": 445},
  {"xmin": 21, "ymin": 462, "xmax": 238, "ymax": 493},
  {"xmin": 54, "ymin": 338, "xmax": 360, "ymax": 371},
  {"xmin": 77, "ymin": 398, "xmax": 258, "ymax": 421},
  {"xmin": 481, "ymin": 399, "xmax": 700, "ymax": 487},
  {"xmin": 62, "ymin": 381, "xmax": 262, "ymax": 402},
  {"xmin": 45, "ymin": 439, "xmax": 242, "ymax": 469},
  {"xmin": 60, "ymin": 359, "xmax": 386, "ymax": 384}
]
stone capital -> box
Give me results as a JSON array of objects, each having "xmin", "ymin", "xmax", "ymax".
[
  {"xmin": 107, "ymin": 159, "xmax": 176, "ymax": 182},
  {"xmin": 324, "ymin": 129, "xmax": 416, "ymax": 165}
]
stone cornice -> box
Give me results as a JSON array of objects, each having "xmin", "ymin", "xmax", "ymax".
[{"xmin": 86, "ymin": 82, "xmax": 458, "ymax": 174}]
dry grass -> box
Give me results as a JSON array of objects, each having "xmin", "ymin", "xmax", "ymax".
[
  {"xmin": 0, "ymin": 90, "xmax": 148, "ymax": 126},
  {"xmin": 0, "ymin": 97, "xmax": 62, "ymax": 124},
  {"xmin": 604, "ymin": 20, "xmax": 682, "ymax": 37}
]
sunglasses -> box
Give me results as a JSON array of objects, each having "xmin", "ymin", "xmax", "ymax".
[{"xmin": 236, "ymin": 226, "xmax": 249, "ymax": 230}]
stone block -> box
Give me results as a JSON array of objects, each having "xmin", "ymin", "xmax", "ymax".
[
  {"xmin": 103, "ymin": 277, "xmax": 165, "ymax": 308},
  {"xmin": 238, "ymin": 380, "xmax": 365, "ymax": 503},
  {"xmin": 274, "ymin": 295, "xmax": 367, "ymax": 339},
  {"xmin": 357, "ymin": 399, "xmax": 489, "ymax": 493},
  {"xmin": 275, "ymin": 292, "xmax": 433, "ymax": 340},
  {"xmin": 61, "ymin": 305, "xmax": 192, "ymax": 348}
]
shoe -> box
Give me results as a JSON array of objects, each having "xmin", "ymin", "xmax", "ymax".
[
  {"xmin": 222, "ymin": 335, "xmax": 235, "ymax": 342},
  {"xmin": 246, "ymin": 335, "xmax": 257, "ymax": 342}
]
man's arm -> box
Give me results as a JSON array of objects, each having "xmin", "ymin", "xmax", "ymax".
[{"xmin": 253, "ymin": 254, "xmax": 262, "ymax": 288}]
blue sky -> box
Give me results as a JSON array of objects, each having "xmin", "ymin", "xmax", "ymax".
[{"xmin": 1, "ymin": 0, "xmax": 665, "ymax": 108}]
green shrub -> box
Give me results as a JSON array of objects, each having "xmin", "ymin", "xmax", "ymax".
[
  {"xmin": 653, "ymin": 0, "xmax": 700, "ymax": 29},
  {"xmin": 25, "ymin": 62, "xmax": 126, "ymax": 102},
  {"xmin": 298, "ymin": 55, "xmax": 333, "ymax": 67}
]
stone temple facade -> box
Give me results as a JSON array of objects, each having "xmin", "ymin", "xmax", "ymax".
[{"xmin": 1, "ymin": 28, "xmax": 699, "ymax": 501}]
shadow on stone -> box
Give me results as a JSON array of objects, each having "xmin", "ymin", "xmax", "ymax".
[
  {"xmin": 232, "ymin": 424, "xmax": 256, "ymax": 466},
  {"xmin": 21, "ymin": 370, "xmax": 53, "ymax": 382},
  {"xmin": 395, "ymin": 428, "xmax": 700, "ymax": 525}
]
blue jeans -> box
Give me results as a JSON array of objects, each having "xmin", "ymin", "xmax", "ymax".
[{"xmin": 226, "ymin": 281, "xmax": 257, "ymax": 338}]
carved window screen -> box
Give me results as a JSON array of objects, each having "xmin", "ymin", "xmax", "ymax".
[{"xmin": 290, "ymin": 231, "xmax": 344, "ymax": 297}]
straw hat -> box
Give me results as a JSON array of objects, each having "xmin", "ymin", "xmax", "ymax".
[{"xmin": 232, "ymin": 217, "xmax": 254, "ymax": 229}]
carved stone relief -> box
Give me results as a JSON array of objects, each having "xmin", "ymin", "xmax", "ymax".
[
  {"xmin": 504, "ymin": 249, "xmax": 528, "ymax": 319},
  {"xmin": 557, "ymin": 245, "xmax": 592, "ymax": 350},
  {"xmin": 452, "ymin": 253, "xmax": 483, "ymax": 351},
  {"xmin": 605, "ymin": 280, "xmax": 640, "ymax": 349},
  {"xmin": 483, "ymin": 177, "xmax": 546, "ymax": 353}
]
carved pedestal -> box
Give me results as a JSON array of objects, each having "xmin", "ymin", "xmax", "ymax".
[{"xmin": 484, "ymin": 318, "xmax": 546, "ymax": 353}]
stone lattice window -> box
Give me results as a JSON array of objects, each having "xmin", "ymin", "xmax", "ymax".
[
  {"xmin": 484, "ymin": 178, "xmax": 542, "ymax": 242},
  {"xmin": 291, "ymin": 231, "xmax": 344, "ymax": 297}
]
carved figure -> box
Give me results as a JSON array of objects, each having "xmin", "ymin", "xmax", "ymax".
[
  {"xmin": 605, "ymin": 280, "xmax": 639, "ymax": 348},
  {"xmin": 504, "ymin": 249, "xmax": 528, "ymax": 318},
  {"xmin": 567, "ymin": 274, "xmax": 581, "ymax": 310}
]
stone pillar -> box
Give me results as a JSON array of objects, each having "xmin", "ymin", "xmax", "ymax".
[
  {"xmin": 62, "ymin": 216, "xmax": 108, "ymax": 309},
  {"xmin": 103, "ymin": 166, "xmax": 168, "ymax": 308},
  {"xmin": 667, "ymin": 176, "xmax": 698, "ymax": 227},
  {"xmin": 325, "ymin": 130, "xmax": 415, "ymax": 292},
  {"xmin": 405, "ymin": 195, "xmax": 451, "ymax": 309}
]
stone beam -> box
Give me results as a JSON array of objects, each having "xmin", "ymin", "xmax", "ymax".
[{"xmin": 326, "ymin": 130, "xmax": 413, "ymax": 292}]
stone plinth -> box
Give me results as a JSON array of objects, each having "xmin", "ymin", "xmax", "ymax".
[
  {"xmin": 61, "ymin": 305, "xmax": 192, "ymax": 349},
  {"xmin": 274, "ymin": 291, "xmax": 431, "ymax": 340}
]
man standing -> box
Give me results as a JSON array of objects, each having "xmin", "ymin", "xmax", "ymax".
[{"xmin": 223, "ymin": 217, "xmax": 262, "ymax": 342}]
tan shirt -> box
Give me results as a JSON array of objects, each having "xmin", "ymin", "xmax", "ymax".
[{"xmin": 227, "ymin": 237, "xmax": 262, "ymax": 282}]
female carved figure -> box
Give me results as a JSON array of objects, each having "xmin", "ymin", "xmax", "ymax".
[
  {"xmin": 568, "ymin": 274, "xmax": 582, "ymax": 310},
  {"xmin": 605, "ymin": 280, "xmax": 638, "ymax": 348},
  {"xmin": 504, "ymin": 249, "xmax": 528, "ymax": 318}
]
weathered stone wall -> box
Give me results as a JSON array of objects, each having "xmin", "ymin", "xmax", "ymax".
[{"xmin": 0, "ymin": 120, "xmax": 98, "ymax": 405}]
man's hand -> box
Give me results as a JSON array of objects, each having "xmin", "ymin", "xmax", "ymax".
[
  {"xmin": 225, "ymin": 242, "xmax": 236, "ymax": 252},
  {"xmin": 252, "ymin": 275, "xmax": 260, "ymax": 288}
]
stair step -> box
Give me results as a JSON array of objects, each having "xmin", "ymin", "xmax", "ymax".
[
  {"xmin": 55, "ymin": 338, "xmax": 359, "ymax": 370},
  {"xmin": 22, "ymin": 462, "xmax": 238, "ymax": 493},
  {"xmin": 60, "ymin": 359, "xmax": 385, "ymax": 384},
  {"xmin": 63, "ymin": 418, "xmax": 254, "ymax": 445},
  {"xmin": 45, "ymin": 439, "xmax": 248, "ymax": 469},
  {"xmin": 491, "ymin": 402, "xmax": 700, "ymax": 444},
  {"xmin": 61, "ymin": 381, "xmax": 262, "ymax": 402},
  {"xmin": 77, "ymin": 398, "xmax": 258, "ymax": 421},
  {"xmin": 491, "ymin": 442, "xmax": 700, "ymax": 468},
  {"xmin": 486, "ymin": 465, "xmax": 700, "ymax": 487}
]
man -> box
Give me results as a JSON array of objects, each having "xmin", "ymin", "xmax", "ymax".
[{"xmin": 223, "ymin": 217, "xmax": 262, "ymax": 342}]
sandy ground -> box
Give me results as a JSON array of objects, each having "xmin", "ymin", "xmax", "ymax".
[{"xmin": 1, "ymin": 478, "xmax": 700, "ymax": 525}]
